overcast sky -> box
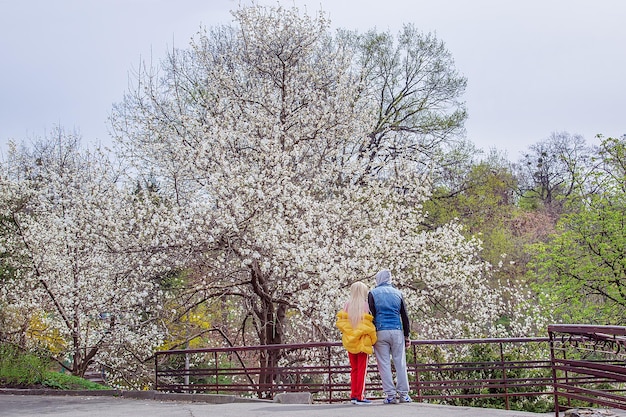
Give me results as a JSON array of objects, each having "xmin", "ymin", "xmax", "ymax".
[{"xmin": 1, "ymin": 0, "xmax": 624, "ymax": 159}]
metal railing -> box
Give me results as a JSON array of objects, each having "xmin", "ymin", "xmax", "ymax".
[
  {"xmin": 154, "ymin": 325, "xmax": 626, "ymax": 414},
  {"xmin": 155, "ymin": 337, "xmax": 554, "ymax": 409},
  {"xmin": 549, "ymin": 324, "xmax": 626, "ymax": 414},
  {"xmin": 408, "ymin": 337, "xmax": 554, "ymax": 410}
]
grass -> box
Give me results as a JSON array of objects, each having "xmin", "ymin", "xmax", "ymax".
[
  {"xmin": 40, "ymin": 371, "xmax": 110, "ymax": 390},
  {"xmin": 0, "ymin": 343, "xmax": 110, "ymax": 390}
]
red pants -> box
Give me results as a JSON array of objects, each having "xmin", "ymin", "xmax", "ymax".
[{"xmin": 348, "ymin": 352, "xmax": 369, "ymax": 400}]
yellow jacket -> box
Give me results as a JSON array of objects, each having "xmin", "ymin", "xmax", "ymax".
[{"xmin": 335, "ymin": 310, "xmax": 377, "ymax": 355}]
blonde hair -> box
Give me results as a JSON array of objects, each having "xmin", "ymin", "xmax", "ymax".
[{"xmin": 346, "ymin": 281, "xmax": 369, "ymax": 328}]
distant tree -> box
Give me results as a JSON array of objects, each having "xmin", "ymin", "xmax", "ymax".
[
  {"xmin": 425, "ymin": 151, "xmax": 515, "ymax": 226},
  {"xmin": 354, "ymin": 24, "xmax": 468, "ymax": 179},
  {"xmin": 514, "ymin": 131, "xmax": 591, "ymax": 216},
  {"xmin": 529, "ymin": 136, "xmax": 626, "ymax": 324},
  {"xmin": 594, "ymin": 134, "xmax": 626, "ymax": 192}
]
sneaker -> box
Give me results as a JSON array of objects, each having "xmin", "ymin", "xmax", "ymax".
[
  {"xmin": 353, "ymin": 399, "xmax": 372, "ymax": 405},
  {"xmin": 350, "ymin": 398, "xmax": 357, "ymax": 404},
  {"xmin": 399, "ymin": 394, "xmax": 412, "ymax": 403},
  {"xmin": 383, "ymin": 396, "xmax": 399, "ymax": 404}
]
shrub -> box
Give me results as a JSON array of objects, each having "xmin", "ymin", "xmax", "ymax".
[
  {"xmin": 0, "ymin": 344, "xmax": 48, "ymax": 387},
  {"xmin": 0, "ymin": 343, "xmax": 109, "ymax": 390}
]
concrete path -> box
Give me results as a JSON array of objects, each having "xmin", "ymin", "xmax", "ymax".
[{"xmin": 0, "ymin": 393, "xmax": 553, "ymax": 417}]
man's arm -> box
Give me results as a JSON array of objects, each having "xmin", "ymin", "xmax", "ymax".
[
  {"xmin": 400, "ymin": 298, "xmax": 410, "ymax": 338},
  {"xmin": 368, "ymin": 292, "xmax": 376, "ymax": 317}
]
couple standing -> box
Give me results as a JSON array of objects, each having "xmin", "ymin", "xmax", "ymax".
[{"xmin": 335, "ymin": 269, "xmax": 412, "ymax": 405}]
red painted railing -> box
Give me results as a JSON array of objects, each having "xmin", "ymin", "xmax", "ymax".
[
  {"xmin": 154, "ymin": 326, "xmax": 626, "ymax": 414},
  {"xmin": 155, "ymin": 337, "xmax": 554, "ymax": 408},
  {"xmin": 549, "ymin": 324, "xmax": 626, "ymax": 415}
]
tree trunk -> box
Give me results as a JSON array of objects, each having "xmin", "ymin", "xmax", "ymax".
[{"xmin": 250, "ymin": 261, "xmax": 286, "ymax": 398}]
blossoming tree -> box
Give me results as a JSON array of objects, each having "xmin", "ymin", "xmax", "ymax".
[
  {"xmin": 111, "ymin": 3, "xmax": 539, "ymax": 351},
  {"xmin": 0, "ymin": 132, "xmax": 185, "ymax": 384}
]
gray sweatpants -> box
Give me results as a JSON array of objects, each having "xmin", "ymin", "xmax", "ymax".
[{"xmin": 373, "ymin": 329, "xmax": 409, "ymax": 397}]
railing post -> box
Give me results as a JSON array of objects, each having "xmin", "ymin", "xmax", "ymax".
[
  {"xmin": 548, "ymin": 328, "xmax": 559, "ymax": 417},
  {"xmin": 154, "ymin": 352, "xmax": 159, "ymax": 391},
  {"xmin": 184, "ymin": 350, "xmax": 190, "ymax": 390},
  {"xmin": 562, "ymin": 347, "xmax": 571, "ymax": 410},
  {"xmin": 271, "ymin": 348, "xmax": 274, "ymax": 398},
  {"xmin": 327, "ymin": 345, "xmax": 333, "ymax": 402},
  {"xmin": 214, "ymin": 351, "xmax": 219, "ymax": 394},
  {"xmin": 499, "ymin": 342, "xmax": 509, "ymax": 410},
  {"xmin": 412, "ymin": 343, "xmax": 422, "ymax": 402}
]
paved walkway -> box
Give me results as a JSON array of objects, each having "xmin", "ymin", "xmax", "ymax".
[
  {"xmin": 3, "ymin": 390, "xmax": 626, "ymax": 417},
  {"xmin": 0, "ymin": 392, "xmax": 554, "ymax": 417}
]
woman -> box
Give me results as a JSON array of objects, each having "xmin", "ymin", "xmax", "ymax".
[{"xmin": 335, "ymin": 281, "xmax": 377, "ymax": 405}]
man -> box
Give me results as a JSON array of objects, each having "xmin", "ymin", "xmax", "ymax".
[{"xmin": 368, "ymin": 269, "xmax": 412, "ymax": 404}]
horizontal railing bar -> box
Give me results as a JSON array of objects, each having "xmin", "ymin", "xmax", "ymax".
[
  {"xmin": 155, "ymin": 337, "xmax": 551, "ymax": 356},
  {"xmin": 552, "ymin": 364, "xmax": 626, "ymax": 383},
  {"xmin": 555, "ymin": 384, "xmax": 626, "ymax": 403},
  {"xmin": 549, "ymin": 324, "xmax": 626, "ymax": 336}
]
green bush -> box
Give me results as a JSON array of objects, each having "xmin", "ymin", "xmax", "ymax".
[
  {"xmin": 0, "ymin": 344, "xmax": 48, "ymax": 386},
  {"xmin": 42, "ymin": 371, "xmax": 109, "ymax": 390},
  {"xmin": 0, "ymin": 343, "xmax": 109, "ymax": 390}
]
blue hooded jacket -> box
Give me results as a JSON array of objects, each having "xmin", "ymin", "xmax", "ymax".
[{"xmin": 368, "ymin": 269, "xmax": 410, "ymax": 337}]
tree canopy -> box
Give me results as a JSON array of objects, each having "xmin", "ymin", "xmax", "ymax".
[
  {"xmin": 530, "ymin": 136, "xmax": 626, "ymax": 324},
  {"xmin": 111, "ymin": 4, "xmax": 531, "ymax": 345}
]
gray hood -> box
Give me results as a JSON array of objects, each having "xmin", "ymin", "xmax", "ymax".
[{"xmin": 375, "ymin": 269, "xmax": 392, "ymax": 286}]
